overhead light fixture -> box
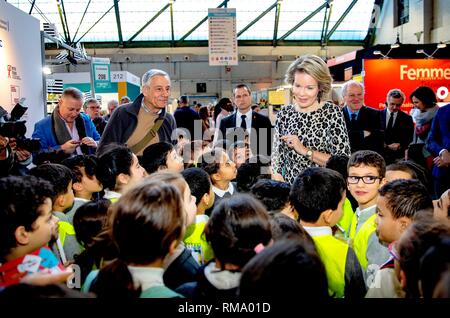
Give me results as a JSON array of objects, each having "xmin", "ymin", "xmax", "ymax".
[
  {"xmin": 416, "ymin": 42, "xmax": 447, "ymax": 58},
  {"xmin": 373, "ymin": 50, "xmax": 389, "ymax": 59},
  {"xmin": 43, "ymin": 66, "xmax": 52, "ymax": 75}
]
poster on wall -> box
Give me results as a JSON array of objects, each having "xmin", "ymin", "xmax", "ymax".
[
  {"xmin": 208, "ymin": 8, "xmax": 238, "ymax": 66},
  {"xmin": 364, "ymin": 59, "xmax": 450, "ymax": 114},
  {"xmin": 0, "ymin": 1, "xmax": 44, "ymax": 136}
]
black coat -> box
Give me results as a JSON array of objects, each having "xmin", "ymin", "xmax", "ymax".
[
  {"xmin": 381, "ymin": 109, "xmax": 414, "ymax": 163},
  {"xmin": 342, "ymin": 105, "xmax": 384, "ymax": 154},
  {"xmin": 219, "ymin": 111, "xmax": 273, "ymax": 156}
]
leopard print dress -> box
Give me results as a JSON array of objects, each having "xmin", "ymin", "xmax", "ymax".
[{"xmin": 271, "ymin": 102, "xmax": 351, "ymax": 184}]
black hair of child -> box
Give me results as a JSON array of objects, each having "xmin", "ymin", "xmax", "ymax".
[
  {"xmin": 140, "ymin": 142, "xmax": 174, "ymax": 174},
  {"xmin": 398, "ymin": 219, "xmax": 450, "ymax": 298},
  {"xmin": 0, "ymin": 176, "xmax": 53, "ymax": 260},
  {"xmin": 290, "ymin": 167, "xmax": 346, "ymax": 223},
  {"xmin": 419, "ymin": 237, "xmax": 450, "ymax": 298},
  {"xmin": 270, "ymin": 213, "xmax": 313, "ymax": 243},
  {"xmin": 28, "ymin": 163, "xmax": 73, "ymax": 201},
  {"xmin": 250, "ymin": 179, "xmax": 291, "ymax": 212},
  {"xmin": 378, "ymin": 179, "xmax": 433, "ymax": 220},
  {"xmin": 196, "ymin": 148, "xmax": 223, "ymax": 176},
  {"xmin": 239, "ymin": 239, "xmax": 329, "ymax": 298},
  {"xmin": 236, "ymin": 160, "xmax": 271, "ymax": 193},
  {"xmin": 326, "ymin": 154, "xmax": 358, "ymax": 211},
  {"xmin": 205, "ymin": 194, "xmax": 272, "ymax": 269},
  {"xmin": 347, "ymin": 150, "xmax": 386, "ymax": 178},
  {"xmin": 181, "ymin": 167, "xmax": 211, "ymax": 205},
  {"xmin": 61, "ymin": 154, "xmax": 99, "ymax": 183},
  {"xmin": 96, "ymin": 144, "xmax": 133, "ymax": 191}
]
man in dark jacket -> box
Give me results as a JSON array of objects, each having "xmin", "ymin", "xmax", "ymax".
[
  {"xmin": 341, "ymin": 80, "xmax": 384, "ymax": 154},
  {"xmin": 98, "ymin": 69, "xmax": 177, "ymax": 155},
  {"xmin": 174, "ymin": 95, "xmax": 201, "ymax": 141}
]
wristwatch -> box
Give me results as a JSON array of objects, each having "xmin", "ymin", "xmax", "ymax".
[{"xmin": 305, "ymin": 148, "xmax": 313, "ymax": 160}]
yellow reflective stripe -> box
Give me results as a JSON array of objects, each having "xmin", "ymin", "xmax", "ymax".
[
  {"xmin": 352, "ymin": 214, "xmax": 377, "ymax": 270},
  {"xmin": 337, "ymin": 198, "xmax": 354, "ymax": 239},
  {"xmin": 349, "ymin": 212, "xmax": 358, "ymax": 240},
  {"xmin": 312, "ymin": 235, "xmax": 348, "ymax": 298}
]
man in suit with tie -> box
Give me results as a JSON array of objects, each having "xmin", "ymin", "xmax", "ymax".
[
  {"xmin": 381, "ymin": 89, "xmax": 414, "ymax": 164},
  {"xmin": 341, "ymin": 80, "xmax": 384, "ymax": 154},
  {"xmin": 219, "ymin": 84, "xmax": 273, "ymax": 156}
]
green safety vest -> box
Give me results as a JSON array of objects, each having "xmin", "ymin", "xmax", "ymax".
[
  {"xmin": 349, "ymin": 213, "xmax": 377, "ymax": 270},
  {"xmin": 312, "ymin": 234, "xmax": 348, "ymax": 298}
]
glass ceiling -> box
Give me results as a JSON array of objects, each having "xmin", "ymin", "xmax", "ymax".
[{"xmin": 9, "ymin": 0, "xmax": 376, "ymax": 43}]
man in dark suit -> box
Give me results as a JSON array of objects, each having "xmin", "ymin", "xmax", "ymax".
[
  {"xmin": 341, "ymin": 80, "xmax": 384, "ymax": 154},
  {"xmin": 427, "ymin": 103, "xmax": 450, "ymax": 197},
  {"xmin": 381, "ymin": 89, "xmax": 414, "ymax": 164},
  {"xmin": 219, "ymin": 84, "xmax": 273, "ymax": 156},
  {"xmin": 174, "ymin": 95, "xmax": 201, "ymax": 140}
]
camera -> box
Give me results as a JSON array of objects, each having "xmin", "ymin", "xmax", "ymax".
[{"xmin": 0, "ymin": 103, "xmax": 41, "ymax": 152}]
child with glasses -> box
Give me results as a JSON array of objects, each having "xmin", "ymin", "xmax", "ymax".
[
  {"xmin": 346, "ymin": 150, "xmax": 390, "ymax": 286},
  {"xmin": 366, "ymin": 179, "xmax": 434, "ymax": 298}
]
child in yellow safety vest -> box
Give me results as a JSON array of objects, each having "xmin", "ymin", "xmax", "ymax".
[
  {"xmin": 29, "ymin": 163, "xmax": 81, "ymax": 264},
  {"xmin": 346, "ymin": 151, "xmax": 390, "ymax": 285},
  {"xmin": 181, "ymin": 168, "xmax": 215, "ymax": 265},
  {"xmin": 291, "ymin": 167, "xmax": 366, "ymax": 299}
]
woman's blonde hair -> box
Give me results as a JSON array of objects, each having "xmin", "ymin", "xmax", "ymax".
[{"xmin": 284, "ymin": 54, "xmax": 332, "ymax": 102}]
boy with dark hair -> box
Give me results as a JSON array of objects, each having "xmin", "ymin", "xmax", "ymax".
[
  {"xmin": 250, "ymin": 179, "xmax": 297, "ymax": 220},
  {"xmin": 197, "ymin": 148, "xmax": 237, "ymax": 215},
  {"xmin": 140, "ymin": 141, "xmax": 184, "ymax": 174},
  {"xmin": 61, "ymin": 155, "xmax": 103, "ymax": 202},
  {"xmin": 366, "ymin": 179, "xmax": 434, "ymax": 297},
  {"xmin": 235, "ymin": 159, "xmax": 271, "ymax": 193},
  {"xmin": 28, "ymin": 164, "xmax": 81, "ymax": 264},
  {"xmin": 346, "ymin": 150, "xmax": 390, "ymax": 283},
  {"xmin": 181, "ymin": 168, "xmax": 215, "ymax": 264},
  {"xmin": 0, "ymin": 176, "xmax": 64, "ymax": 287},
  {"xmin": 290, "ymin": 167, "xmax": 366, "ymax": 299}
]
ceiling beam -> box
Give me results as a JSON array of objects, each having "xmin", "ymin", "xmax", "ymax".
[
  {"xmin": 272, "ymin": 0, "xmax": 281, "ymax": 47},
  {"xmin": 237, "ymin": 1, "xmax": 278, "ymax": 38},
  {"xmin": 74, "ymin": 4, "xmax": 116, "ymax": 44},
  {"xmin": 320, "ymin": 1, "xmax": 332, "ymax": 46},
  {"xmin": 325, "ymin": 0, "xmax": 358, "ymax": 42},
  {"xmin": 170, "ymin": 0, "xmax": 175, "ymax": 46},
  {"xmin": 127, "ymin": 3, "xmax": 171, "ymax": 43},
  {"xmin": 278, "ymin": 2, "xmax": 328, "ymax": 41},
  {"xmin": 178, "ymin": 0, "xmax": 229, "ymax": 43},
  {"xmin": 72, "ymin": 0, "xmax": 91, "ymax": 43},
  {"xmin": 28, "ymin": 0, "xmax": 36, "ymax": 14},
  {"xmin": 113, "ymin": 0, "xmax": 123, "ymax": 46}
]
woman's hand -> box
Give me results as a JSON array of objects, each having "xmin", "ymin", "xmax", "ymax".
[{"xmin": 280, "ymin": 135, "xmax": 307, "ymax": 155}]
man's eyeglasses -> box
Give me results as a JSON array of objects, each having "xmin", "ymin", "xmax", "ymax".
[{"xmin": 347, "ymin": 176, "xmax": 382, "ymax": 184}]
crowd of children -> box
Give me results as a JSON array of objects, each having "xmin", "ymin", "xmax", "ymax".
[{"xmin": 0, "ymin": 140, "xmax": 449, "ymax": 300}]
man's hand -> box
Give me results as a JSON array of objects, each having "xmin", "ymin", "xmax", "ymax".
[
  {"xmin": 60, "ymin": 140, "xmax": 80, "ymax": 154},
  {"xmin": 81, "ymin": 137, "xmax": 97, "ymax": 148},
  {"xmin": 434, "ymin": 149, "xmax": 450, "ymax": 167},
  {"xmin": 387, "ymin": 143, "xmax": 401, "ymax": 151},
  {"xmin": 15, "ymin": 149, "xmax": 31, "ymax": 162}
]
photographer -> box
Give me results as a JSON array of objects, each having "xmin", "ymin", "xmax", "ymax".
[
  {"xmin": 0, "ymin": 135, "xmax": 32, "ymax": 177},
  {"xmin": 32, "ymin": 87, "xmax": 100, "ymax": 156}
]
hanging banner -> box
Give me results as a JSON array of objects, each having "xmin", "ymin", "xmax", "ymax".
[
  {"xmin": 91, "ymin": 57, "xmax": 111, "ymax": 90},
  {"xmin": 208, "ymin": 8, "xmax": 238, "ymax": 66},
  {"xmin": 363, "ymin": 59, "xmax": 450, "ymax": 113}
]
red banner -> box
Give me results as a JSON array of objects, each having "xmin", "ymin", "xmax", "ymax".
[{"xmin": 363, "ymin": 59, "xmax": 450, "ymax": 114}]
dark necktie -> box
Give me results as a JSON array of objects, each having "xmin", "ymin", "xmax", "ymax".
[
  {"xmin": 387, "ymin": 113, "xmax": 394, "ymax": 131},
  {"xmin": 240, "ymin": 114, "xmax": 247, "ymax": 130},
  {"xmin": 350, "ymin": 113, "xmax": 357, "ymax": 127}
]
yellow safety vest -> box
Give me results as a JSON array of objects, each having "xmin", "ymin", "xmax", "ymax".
[
  {"xmin": 350, "ymin": 214, "xmax": 377, "ymax": 270},
  {"xmin": 109, "ymin": 197, "xmax": 119, "ymax": 203},
  {"xmin": 336, "ymin": 198, "xmax": 354, "ymax": 240},
  {"xmin": 58, "ymin": 221, "xmax": 76, "ymax": 247},
  {"xmin": 183, "ymin": 220, "xmax": 214, "ymax": 264},
  {"xmin": 312, "ymin": 234, "xmax": 348, "ymax": 298}
]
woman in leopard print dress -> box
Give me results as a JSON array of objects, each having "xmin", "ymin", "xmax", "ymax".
[{"xmin": 271, "ymin": 55, "xmax": 351, "ymax": 184}]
